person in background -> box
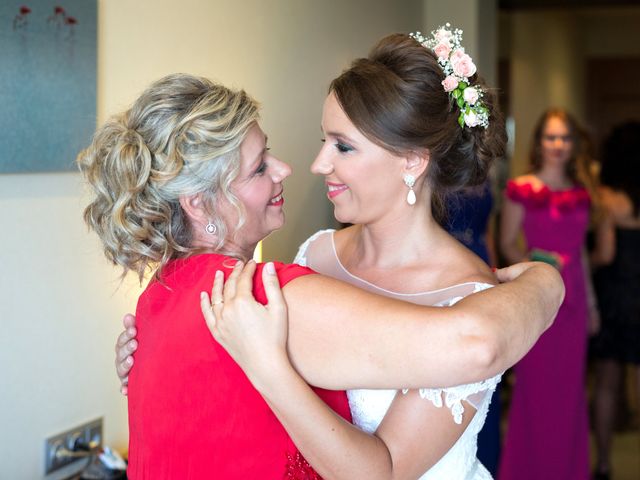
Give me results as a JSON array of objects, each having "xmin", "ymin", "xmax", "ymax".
[
  {"xmin": 499, "ymin": 108, "xmax": 596, "ymax": 480},
  {"xmin": 590, "ymin": 121, "xmax": 640, "ymax": 480},
  {"xmin": 445, "ymin": 179, "xmax": 501, "ymax": 476},
  {"xmin": 446, "ymin": 182, "xmax": 497, "ymax": 268}
]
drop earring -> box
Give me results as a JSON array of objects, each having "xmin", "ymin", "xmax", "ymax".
[
  {"xmin": 403, "ymin": 174, "xmax": 416, "ymax": 205},
  {"xmin": 205, "ymin": 221, "xmax": 217, "ymax": 235}
]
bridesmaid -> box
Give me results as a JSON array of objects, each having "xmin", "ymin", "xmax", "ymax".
[{"xmin": 498, "ymin": 108, "xmax": 596, "ymax": 480}]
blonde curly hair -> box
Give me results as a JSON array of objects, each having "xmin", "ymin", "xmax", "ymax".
[{"xmin": 77, "ymin": 73, "xmax": 260, "ymax": 282}]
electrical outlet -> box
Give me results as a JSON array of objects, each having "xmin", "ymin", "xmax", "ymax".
[
  {"xmin": 44, "ymin": 417, "xmax": 103, "ymax": 474},
  {"xmin": 65, "ymin": 428, "xmax": 84, "ymax": 451},
  {"xmin": 85, "ymin": 418, "xmax": 103, "ymax": 450}
]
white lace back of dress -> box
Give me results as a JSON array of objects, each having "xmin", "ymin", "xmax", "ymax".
[{"xmin": 295, "ymin": 230, "xmax": 501, "ymax": 479}]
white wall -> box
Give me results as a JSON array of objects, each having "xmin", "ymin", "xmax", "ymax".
[
  {"xmin": 0, "ymin": 1, "xmax": 421, "ymax": 478},
  {"xmin": 423, "ymin": 0, "xmax": 497, "ymax": 86},
  {"xmin": 501, "ymin": 7, "xmax": 640, "ymax": 175},
  {"xmin": 0, "ymin": 173, "xmax": 140, "ymax": 480},
  {"xmin": 507, "ymin": 10, "xmax": 583, "ymax": 175}
]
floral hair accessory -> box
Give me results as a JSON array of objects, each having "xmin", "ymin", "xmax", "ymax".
[{"xmin": 410, "ymin": 24, "xmax": 489, "ymax": 129}]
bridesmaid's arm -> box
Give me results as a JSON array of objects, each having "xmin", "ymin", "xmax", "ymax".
[
  {"xmin": 582, "ymin": 248, "xmax": 601, "ymax": 335},
  {"xmin": 499, "ymin": 196, "xmax": 527, "ymax": 265},
  {"xmin": 590, "ymin": 189, "xmax": 616, "ymax": 267}
]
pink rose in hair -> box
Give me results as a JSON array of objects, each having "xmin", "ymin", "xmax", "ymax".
[
  {"xmin": 434, "ymin": 42, "xmax": 452, "ymax": 61},
  {"xmin": 463, "ymin": 86, "xmax": 479, "ymax": 105},
  {"xmin": 442, "ymin": 75, "xmax": 459, "ymax": 92},
  {"xmin": 450, "ymin": 49, "xmax": 477, "ymax": 78}
]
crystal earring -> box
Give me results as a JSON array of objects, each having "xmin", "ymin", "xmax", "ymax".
[
  {"xmin": 403, "ymin": 174, "xmax": 416, "ymax": 205},
  {"xmin": 205, "ymin": 221, "xmax": 217, "ymax": 235}
]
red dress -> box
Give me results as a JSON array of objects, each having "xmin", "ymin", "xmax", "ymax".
[{"xmin": 127, "ymin": 254, "xmax": 352, "ymax": 479}]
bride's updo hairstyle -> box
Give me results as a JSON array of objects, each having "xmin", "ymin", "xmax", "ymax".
[
  {"xmin": 329, "ymin": 33, "xmax": 506, "ymax": 222},
  {"xmin": 77, "ymin": 73, "xmax": 260, "ymax": 281}
]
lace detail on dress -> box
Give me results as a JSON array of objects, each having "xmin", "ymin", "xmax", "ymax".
[
  {"xmin": 294, "ymin": 229, "xmax": 336, "ymax": 267},
  {"xmin": 400, "ymin": 282, "xmax": 502, "ymax": 424},
  {"xmin": 284, "ymin": 451, "xmax": 322, "ymax": 479},
  {"xmin": 401, "ymin": 374, "xmax": 502, "ymax": 424}
]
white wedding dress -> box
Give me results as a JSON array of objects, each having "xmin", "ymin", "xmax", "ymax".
[{"xmin": 295, "ymin": 230, "xmax": 501, "ymax": 480}]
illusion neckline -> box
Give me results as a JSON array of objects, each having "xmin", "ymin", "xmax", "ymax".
[{"xmin": 328, "ymin": 230, "xmax": 493, "ymax": 297}]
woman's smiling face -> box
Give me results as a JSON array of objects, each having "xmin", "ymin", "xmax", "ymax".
[
  {"xmin": 540, "ymin": 115, "xmax": 574, "ymax": 168},
  {"xmin": 311, "ymin": 92, "xmax": 408, "ymax": 225},
  {"xmin": 223, "ymin": 123, "xmax": 291, "ymax": 248}
]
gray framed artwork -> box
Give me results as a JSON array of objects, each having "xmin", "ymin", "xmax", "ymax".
[{"xmin": 0, "ymin": 0, "xmax": 97, "ymax": 173}]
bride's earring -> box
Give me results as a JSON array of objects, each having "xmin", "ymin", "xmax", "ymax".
[
  {"xmin": 205, "ymin": 221, "xmax": 217, "ymax": 235},
  {"xmin": 403, "ymin": 174, "xmax": 416, "ymax": 205}
]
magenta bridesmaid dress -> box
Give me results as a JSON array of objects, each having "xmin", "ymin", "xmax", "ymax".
[{"xmin": 499, "ymin": 180, "xmax": 591, "ymax": 480}]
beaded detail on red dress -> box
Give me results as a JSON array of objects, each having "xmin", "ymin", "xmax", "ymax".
[{"xmin": 284, "ymin": 451, "xmax": 322, "ymax": 479}]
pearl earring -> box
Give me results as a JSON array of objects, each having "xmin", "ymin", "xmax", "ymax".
[
  {"xmin": 403, "ymin": 174, "xmax": 416, "ymax": 205},
  {"xmin": 205, "ymin": 221, "xmax": 217, "ymax": 235}
]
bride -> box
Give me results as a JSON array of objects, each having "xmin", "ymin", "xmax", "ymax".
[{"xmin": 202, "ymin": 29, "xmax": 511, "ymax": 479}]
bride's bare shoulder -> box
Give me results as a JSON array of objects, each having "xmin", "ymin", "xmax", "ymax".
[
  {"xmin": 437, "ymin": 236, "xmax": 496, "ymax": 287},
  {"xmin": 332, "ymin": 225, "xmax": 359, "ymax": 254}
]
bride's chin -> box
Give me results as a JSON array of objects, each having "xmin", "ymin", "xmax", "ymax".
[{"xmin": 332, "ymin": 207, "xmax": 352, "ymax": 225}]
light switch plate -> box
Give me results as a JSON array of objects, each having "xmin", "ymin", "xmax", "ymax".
[{"xmin": 44, "ymin": 417, "xmax": 103, "ymax": 474}]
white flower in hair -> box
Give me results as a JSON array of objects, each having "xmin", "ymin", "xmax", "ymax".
[
  {"xmin": 434, "ymin": 27, "xmax": 453, "ymax": 45},
  {"xmin": 464, "ymin": 110, "xmax": 480, "ymax": 127},
  {"xmin": 410, "ymin": 23, "xmax": 490, "ymax": 129},
  {"xmin": 463, "ymin": 87, "xmax": 479, "ymax": 105}
]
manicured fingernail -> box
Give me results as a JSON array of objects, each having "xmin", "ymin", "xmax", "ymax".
[
  {"xmin": 491, "ymin": 267, "xmax": 497, "ymax": 272},
  {"xmin": 265, "ymin": 262, "xmax": 276, "ymax": 275},
  {"xmin": 201, "ymin": 291, "xmax": 207, "ymax": 300},
  {"xmin": 126, "ymin": 356, "xmax": 133, "ymax": 365},
  {"xmin": 235, "ymin": 260, "xmax": 244, "ymax": 268}
]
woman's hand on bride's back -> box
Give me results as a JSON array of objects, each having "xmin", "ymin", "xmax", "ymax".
[
  {"xmin": 200, "ymin": 260, "xmax": 291, "ymax": 391},
  {"xmin": 115, "ymin": 313, "xmax": 137, "ymax": 395}
]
